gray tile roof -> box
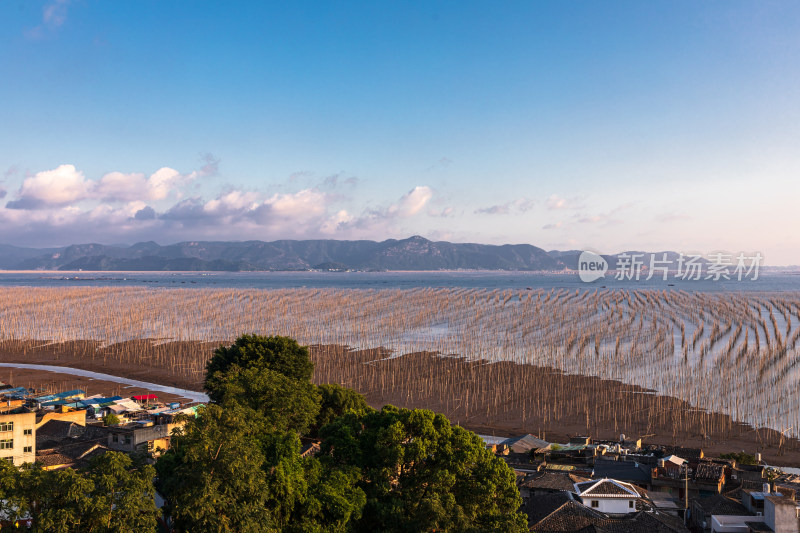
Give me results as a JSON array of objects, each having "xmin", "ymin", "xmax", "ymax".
[
  {"xmin": 693, "ymin": 493, "xmax": 749, "ymax": 516},
  {"xmin": 575, "ymin": 479, "xmax": 641, "ymax": 497},
  {"xmin": 522, "ymin": 472, "xmax": 590, "ymax": 491},
  {"xmin": 530, "ymin": 503, "xmax": 689, "ymax": 532}
]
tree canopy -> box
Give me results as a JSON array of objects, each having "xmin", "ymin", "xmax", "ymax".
[
  {"xmin": 210, "ymin": 364, "xmax": 321, "ymax": 435},
  {"xmin": 205, "ymin": 334, "xmax": 315, "ymax": 401},
  {"xmin": 156, "ymin": 403, "xmax": 366, "ymax": 533},
  {"xmin": 0, "ymin": 451, "xmax": 157, "ymax": 533},
  {"xmin": 319, "ymin": 405, "xmax": 528, "ymax": 533}
]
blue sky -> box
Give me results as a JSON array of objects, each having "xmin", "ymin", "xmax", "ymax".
[{"xmin": 1, "ymin": 1, "xmax": 799, "ymax": 263}]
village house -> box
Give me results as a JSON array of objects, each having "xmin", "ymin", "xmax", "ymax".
[
  {"xmin": 573, "ymin": 478, "xmax": 643, "ymax": 514},
  {"xmin": 107, "ymin": 420, "xmax": 184, "ymax": 456},
  {"xmin": 0, "ymin": 409, "xmax": 36, "ymax": 466}
]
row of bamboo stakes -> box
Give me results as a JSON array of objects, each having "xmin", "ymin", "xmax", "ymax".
[{"xmin": 0, "ymin": 287, "xmax": 797, "ymax": 447}]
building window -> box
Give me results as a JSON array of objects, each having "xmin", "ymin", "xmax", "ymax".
[
  {"xmin": 124, "ymin": 435, "xmax": 132, "ymax": 445},
  {"xmin": 112, "ymin": 434, "xmax": 118, "ymax": 443},
  {"xmin": 629, "ymin": 501, "xmax": 634, "ymax": 508},
  {"xmin": 23, "ymin": 446, "xmax": 32, "ymax": 453},
  {"xmin": 23, "ymin": 429, "xmax": 32, "ymax": 436},
  {"xmin": 0, "ymin": 439, "xmax": 13, "ymax": 450},
  {"xmin": 590, "ymin": 500, "xmax": 599, "ymax": 508},
  {"xmin": 0, "ymin": 422, "xmax": 13, "ymax": 432}
]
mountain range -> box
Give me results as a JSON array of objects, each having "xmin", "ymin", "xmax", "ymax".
[{"xmin": 0, "ymin": 237, "xmax": 690, "ymax": 272}]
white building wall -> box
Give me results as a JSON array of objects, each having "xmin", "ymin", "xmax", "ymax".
[{"xmin": 588, "ymin": 497, "xmax": 634, "ymax": 514}]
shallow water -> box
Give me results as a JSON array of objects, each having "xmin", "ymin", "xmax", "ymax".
[{"xmin": 0, "ymin": 270, "xmax": 799, "ymax": 291}]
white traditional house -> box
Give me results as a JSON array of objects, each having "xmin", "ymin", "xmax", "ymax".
[{"xmin": 574, "ymin": 478, "xmax": 642, "ymax": 515}]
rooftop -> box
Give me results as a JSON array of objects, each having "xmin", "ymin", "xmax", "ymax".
[
  {"xmin": 575, "ymin": 479, "xmax": 641, "ymax": 498},
  {"xmin": 693, "ymin": 493, "xmax": 749, "ymax": 516}
]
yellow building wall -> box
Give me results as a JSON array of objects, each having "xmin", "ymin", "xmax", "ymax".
[{"xmin": 0, "ymin": 411, "xmax": 36, "ymax": 466}]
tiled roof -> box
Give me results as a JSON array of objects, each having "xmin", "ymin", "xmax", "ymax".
[
  {"xmin": 520, "ymin": 491, "xmax": 575, "ymax": 525},
  {"xmin": 522, "ymin": 472, "xmax": 590, "ymax": 491},
  {"xmin": 575, "ymin": 479, "xmax": 640, "ymax": 498},
  {"xmin": 694, "ymin": 463, "xmax": 724, "ymax": 481},
  {"xmin": 34, "ymin": 452, "xmax": 74, "ymax": 468},
  {"xmin": 530, "ymin": 504, "xmax": 689, "ymax": 532},
  {"xmin": 693, "ymin": 493, "xmax": 748, "ymax": 516},
  {"xmin": 503, "ymin": 434, "xmax": 550, "ymax": 453},
  {"xmin": 530, "ymin": 500, "xmax": 607, "ymax": 531}
]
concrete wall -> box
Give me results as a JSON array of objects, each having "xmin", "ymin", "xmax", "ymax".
[
  {"xmin": 35, "ymin": 409, "xmax": 87, "ymax": 429},
  {"xmin": 0, "ymin": 411, "xmax": 36, "ymax": 466},
  {"xmin": 586, "ymin": 497, "xmax": 635, "ymax": 514},
  {"xmin": 766, "ymin": 496, "xmax": 800, "ymax": 533}
]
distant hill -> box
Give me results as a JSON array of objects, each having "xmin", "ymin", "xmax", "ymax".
[{"xmin": 0, "ymin": 237, "xmax": 693, "ymax": 272}]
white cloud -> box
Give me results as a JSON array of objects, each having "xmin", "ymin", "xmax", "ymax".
[
  {"xmin": 95, "ymin": 172, "xmax": 149, "ymax": 202},
  {"xmin": 145, "ymin": 167, "xmax": 186, "ymax": 200},
  {"xmin": 320, "ymin": 210, "xmax": 354, "ymax": 234},
  {"xmin": 254, "ymin": 188, "xmax": 328, "ymax": 224},
  {"xmin": 9, "ymin": 164, "xmax": 92, "ymax": 209},
  {"xmin": 0, "ymin": 164, "xmax": 440, "ymax": 245},
  {"xmin": 9, "ymin": 164, "xmax": 200, "ymax": 208},
  {"xmin": 389, "ymin": 186, "xmax": 433, "ymax": 217},
  {"xmin": 203, "ymin": 190, "xmax": 260, "ymax": 215}
]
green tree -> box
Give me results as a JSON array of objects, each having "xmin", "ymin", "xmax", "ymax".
[
  {"xmin": 719, "ymin": 451, "xmax": 759, "ymax": 465},
  {"xmin": 0, "ymin": 458, "xmax": 21, "ymax": 522},
  {"xmin": 85, "ymin": 452, "xmax": 158, "ymax": 532},
  {"xmin": 211, "ymin": 365, "xmax": 321, "ymax": 435},
  {"xmin": 24, "ymin": 465, "xmax": 96, "ymax": 532},
  {"xmin": 312, "ymin": 383, "xmax": 371, "ymax": 435},
  {"xmin": 1, "ymin": 452, "xmax": 157, "ymax": 532},
  {"xmin": 102, "ymin": 413, "xmax": 120, "ymax": 426},
  {"xmin": 205, "ymin": 335, "xmax": 314, "ymax": 401},
  {"xmin": 286, "ymin": 459, "xmax": 366, "ymax": 533},
  {"xmin": 156, "ymin": 404, "xmax": 276, "ymax": 532},
  {"xmin": 320, "ymin": 405, "xmax": 528, "ymax": 533}
]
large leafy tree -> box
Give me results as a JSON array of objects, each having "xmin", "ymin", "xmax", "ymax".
[
  {"xmin": 205, "ymin": 334, "xmax": 314, "ymax": 400},
  {"xmin": 156, "ymin": 404, "xmax": 278, "ymax": 532},
  {"xmin": 156, "ymin": 403, "xmax": 365, "ymax": 533},
  {"xmin": 320, "ymin": 405, "xmax": 528, "ymax": 533},
  {"xmin": 86, "ymin": 452, "xmax": 158, "ymax": 532},
  {"xmin": 211, "ymin": 365, "xmax": 321, "ymax": 435},
  {"xmin": 0, "ymin": 452, "xmax": 157, "ymax": 533}
]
